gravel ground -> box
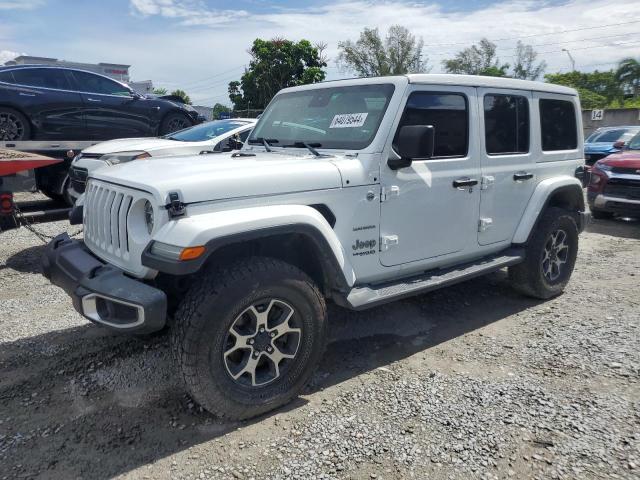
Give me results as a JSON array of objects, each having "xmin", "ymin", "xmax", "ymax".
[{"xmin": 1, "ymin": 198, "xmax": 639, "ymax": 480}]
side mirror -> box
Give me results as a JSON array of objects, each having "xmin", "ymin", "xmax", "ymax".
[
  {"xmin": 612, "ymin": 140, "xmax": 626, "ymax": 149},
  {"xmin": 388, "ymin": 125, "xmax": 435, "ymax": 170}
]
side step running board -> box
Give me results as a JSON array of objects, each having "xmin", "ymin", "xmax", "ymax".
[{"xmin": 344, "ymin": 248, "xmax": 525, "ymax": 310}]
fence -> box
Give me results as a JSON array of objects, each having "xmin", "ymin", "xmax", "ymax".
[{"xmin": 582, "ymin": 108, "xmax": 640, "ymax": 137}]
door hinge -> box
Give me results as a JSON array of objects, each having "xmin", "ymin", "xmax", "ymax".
[
  {"xmin": 478, "ymin": 218, "xmax": 493, "ymax": 232},
  {"xmin": 481, "ymin": 175, "xmax": 495, "ymax": 190},
  {"xmin": 381, "ymin": 235, "xmax": 399, "ymax": 250},
  {"xmin": 380, "ymin": 185, "xmax": 400, "ymax": 202}
]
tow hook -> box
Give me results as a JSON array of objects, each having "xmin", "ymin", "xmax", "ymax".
[{"xmin": 166, "ymin": 191, "xmax": 186, "ymax": 218}]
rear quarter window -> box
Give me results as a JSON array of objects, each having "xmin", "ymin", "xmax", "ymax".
[{"xmin": 539, "ymin": 98, "xmax": 578, "ymax": 151}]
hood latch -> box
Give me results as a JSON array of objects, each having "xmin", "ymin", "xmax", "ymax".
[{"xmin": 166, "ymin": 191, "xmax": 186, "ymax": 219}]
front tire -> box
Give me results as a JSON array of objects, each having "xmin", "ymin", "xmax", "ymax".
[
  {"xmin": 509, "ymin": 207, "xmax": 579, "ymax": 299},
  {"xmin": 171, "ymin": 257, "xmax": 327, "ymax": 420},
  {"xmin": 159, "ymin": 113, "xmax": 191, "ymax": 135}
]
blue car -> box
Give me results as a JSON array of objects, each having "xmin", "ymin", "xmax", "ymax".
[{"xmin": 584, "ymin": 126, "xmax": 640, "ymax": 165}]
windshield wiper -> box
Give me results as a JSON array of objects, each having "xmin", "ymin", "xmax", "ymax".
[
  {"xmin": 247, "ymin": 137, "xmax": 279, "ymax": 152},
  {"xmin": 282, "ymin": 142, "xmax": 327, "ymax": 157}
]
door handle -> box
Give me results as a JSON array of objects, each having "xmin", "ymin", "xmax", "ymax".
[
  {"xmin": 452, "ymin": 178, "xmax": 479, "ymax": 188},
  {"xmin": 86, "ymin": 97, "xmax": 101, "ymax": 102},
  {"xmin": 513, "ymin": 172, "xmax": 534, "ymax": 181}
]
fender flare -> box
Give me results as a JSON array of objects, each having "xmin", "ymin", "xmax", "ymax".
[
  {"xmin": 142, "ymin": 205, "xmax": 356, "ymax": 290},
  {"xmin": 512, "ymin": 176, "xmax": 584, "ymax": 244}
]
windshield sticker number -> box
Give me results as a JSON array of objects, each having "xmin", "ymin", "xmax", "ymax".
[{"xmin": 330, "ymin": 113, "xmax": 368, "ymax": 129}]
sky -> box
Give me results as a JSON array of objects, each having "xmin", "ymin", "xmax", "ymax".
[{"xmin": 0, "ymin": 0, "xmax": 639, "ymax": 107}]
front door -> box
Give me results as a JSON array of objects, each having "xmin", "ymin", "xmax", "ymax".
[
  {"xmin": 380, "ymin": 86, "xmax": 481, "ymax": 267},
  {"xmin": 477, "ymin": 89, "xmax": 536, "ymax": 245},
  {"xmin": 70, "ymin": 70, "xmax": 154, "ymax": 139}
]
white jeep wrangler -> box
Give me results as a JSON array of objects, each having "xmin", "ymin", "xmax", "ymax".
[{"xmin": 43, "ymin": 75, "xmax": 589, "ymax": 420}]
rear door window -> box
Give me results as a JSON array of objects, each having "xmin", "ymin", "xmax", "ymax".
[
  {"xmin": 72, "ymin": 71, "xmax": 131, "ymax": 96},
  {"xmin": 394, "ymin": 92, "xmax": 468, "ymax": 158},
  {"xmin": 539, "ymin": 99, "xmax": 578, "ymax": 151},
  {"xmin": 11, "ymin": 68, "xmax": 72, "ymax": 90},
  {"xmin": 484, "ymin": 94, "xmax": 529, "ymax": 155}
]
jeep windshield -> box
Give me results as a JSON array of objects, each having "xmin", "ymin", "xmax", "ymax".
[{"xmin": 248, "ymin": 84, "xmax": 395, "ymax": 150}]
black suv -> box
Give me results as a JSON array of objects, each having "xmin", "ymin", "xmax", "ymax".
[{"xmin": 0, "ymin": 65, "xmax": 205, "ymax": 141}]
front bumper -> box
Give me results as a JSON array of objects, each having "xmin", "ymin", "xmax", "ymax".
[
  {"xmin": 42, "ymin": 233, "xmax": 167, "ymax": 333},
  {"xmin": 588, "ymin": 192, "xmax": 640, "ymax": 216}
]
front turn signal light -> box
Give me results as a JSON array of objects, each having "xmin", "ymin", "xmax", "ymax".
[{"xmin": 179, "ymin": 246, "xmax": 206, "ymax": 261}]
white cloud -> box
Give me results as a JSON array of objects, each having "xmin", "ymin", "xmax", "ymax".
[
  {"xmin": 7, "ymin": 0, "xmax": 639, "ymax": 106},
  {"xmin": 0, "ymin": 0, "xmax": 44, "ymax": 10},
  {"xmin": 0, "ymin": 49, "xmax": 23, "ymax": 64},
  {"xmin": 130, "ymin": 0, "xmax": 248, "ymax": 26}
]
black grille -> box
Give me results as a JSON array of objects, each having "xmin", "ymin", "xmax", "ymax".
[
  {"xmin": 611, "ymin": 166, "xmax": 640, "ymax": 175},
  {"xmin": 79, "ymin": 153, "xmax": 103, "ymax": 160},
  {"xmin": 70, "ymin": 167, "xmax": 88, "ymax": 194},
  {"xmin": 604, "ymin": 179, "xmax": 640, "ymax": 200}
]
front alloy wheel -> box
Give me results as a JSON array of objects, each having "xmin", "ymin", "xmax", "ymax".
[{"xmin": 223, "ymin": 299, "xmax": 302, "ymax": 387}]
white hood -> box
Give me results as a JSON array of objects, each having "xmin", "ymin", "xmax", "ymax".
[
  {"xmin": 90, "ymin": 151, "xmax": 344, "ymax": 204},
  {"xmin": 81, "ymin": 137, "xmax": 211, "ymax": 156}
]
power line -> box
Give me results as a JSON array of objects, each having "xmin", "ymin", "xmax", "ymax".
[
  {"xmin": 425, "ymin": 19, "xmax": 640, "ymax": 47},
  {"xmin": 178, "ymin": 64, "xmax": 246, "ymax": 89}
]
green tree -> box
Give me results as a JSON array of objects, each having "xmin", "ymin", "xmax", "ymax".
[
  {"xmin": 228, "ymin": 38, "xmax": 327, "ymax": 110},
  {"xmin": 170, "ymin": 89, "xmax": 192, "ymax": 105},
  {"xmin": 544, "ymin": 70, "xmax": 621, "ymax": 106},
  {"xmin": 212, "ymin": 103, "xmax": 231, "ymax": 119},
  {"xmin": 337, "ymin": 25, "xmax": 429, "ymax": 77},
  {"xmin": 615, "ymin": 57, "xmax": 640, "ymax": 99},
  {"xmin": 442, "ymin": 38, "xmax": 509, "ymax": 77},
  {"xmin": 152, "ymin": 87, "xmax": 168, "ymax": 95},
  {"xmin": 512, "ymin": 41, "xmax": 546, "ymax": 80}
]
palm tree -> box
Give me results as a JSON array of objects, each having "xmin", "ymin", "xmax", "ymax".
[{"xmin": 615, "ymin": 58, "xmax": 640, "ymax": 99}]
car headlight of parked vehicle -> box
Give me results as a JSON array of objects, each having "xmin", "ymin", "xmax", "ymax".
[
  {"xmin": 594, "ymin": 162, "xmax": 611, "ymax": 172},
  {"xmin": 144, "ymin": 200, "xmax": 154, "ymax": 234},
  {"xmin": 100, "ymin": 151, "xmax": 151, "ymax": 165}
]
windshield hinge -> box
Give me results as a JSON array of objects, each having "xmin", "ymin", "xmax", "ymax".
[
  {"xmin": 166, "ymin": 191, "xmax": 186, "ymax": 219},
  {"xmin": 381, "ymin": 186, "xmax": 400, "ymax": 202}
]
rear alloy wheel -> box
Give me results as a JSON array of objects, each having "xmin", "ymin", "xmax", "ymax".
[
  {"xmin": 0, "ymin": 108, "xmax": 30, "ymax": 141},
  {"xmin": 509, "ymin": 207, "xmax": 578, "ymax": 299},
  {"xmin": 160, "ymin": 113, "xmax": 191, "ymax": 135}
]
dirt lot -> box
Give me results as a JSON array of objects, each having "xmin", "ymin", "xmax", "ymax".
[{"xmin": 1, "ymin": 201, "xmax": 639, "ymax": 480}]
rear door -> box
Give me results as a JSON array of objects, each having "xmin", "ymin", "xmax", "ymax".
[
  {"xmin": 477, "ymin": 89, "xmax": 536, "ymax": 245},
  {"xmin": 70, "ymin": 70, "xmax": 154, "ymax": 139},
  {"xmin": 379, "ymin": 86, "xmax": 481, "ymax": 266},
  {"xmin": 7, "ymin": 67, "xmax": 86, "ymax": 139}
]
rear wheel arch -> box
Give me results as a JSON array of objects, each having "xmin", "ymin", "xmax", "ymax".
[{"xmin": 514, "ymin": 181, "xmax": 585, "ymax": 245}]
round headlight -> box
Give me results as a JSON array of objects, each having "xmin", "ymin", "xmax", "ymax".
[{"xmin": 144, "ymin": 201, "xmax": 154, "ymax": 234}]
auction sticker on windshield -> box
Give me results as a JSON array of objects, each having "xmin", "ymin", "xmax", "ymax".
[{"xmin": 330, "ymin": 113, "xmax": 368, "ymax": 129}]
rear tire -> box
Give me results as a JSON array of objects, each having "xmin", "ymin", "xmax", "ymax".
[
  {"xmin": 171, "ymin": 256, "xmax": 327, "ymax": 420},
  {"xmin": 0, "ymin": 107, "xmax": 31, "ymax": 141},
  {"xmin": 509, "ymin": 207, "xmax": 579, "ymax": 299},
  {"xmin": 159, "ymin": 113, "xmax": 191, "ymax": 135}
]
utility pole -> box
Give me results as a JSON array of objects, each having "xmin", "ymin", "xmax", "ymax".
[{"xmin": 562, "ymin": 49, "xmax": 576, "ymax": 72}]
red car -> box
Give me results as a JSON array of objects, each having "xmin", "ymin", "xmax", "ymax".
[{"xmin": 588, "ymin": 132, "xmax": 640, "ymax": 219}]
